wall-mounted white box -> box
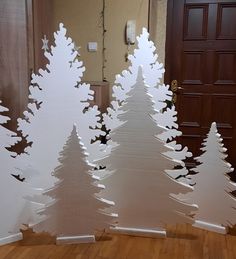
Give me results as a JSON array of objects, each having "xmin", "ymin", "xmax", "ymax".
[{"xmin": 88, "ymin": 42, "xmax": 98, "ymax": 52}]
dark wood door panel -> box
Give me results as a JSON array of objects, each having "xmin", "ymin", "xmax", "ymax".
[
  {"xmin": 217, "ymin": 3, "xmax": 236, "ymax": 39},
  {"xmin": 178, "ymin": 94, "xmax": 203, "ymax": 127},
  {"xmin": 214, "ymin": 51, "xmax": 236, "ymax": 84},
  {"xmin": 184, "ymin": 4, "xmax": 208, "ymax": 40},
  {"xmin": 166, "ymin": 0, "xmax": 236, "ymax": 170},
  {"xmin": 182, "ymin": 51, "xmax": 205, "ymax": 84},
  {"xmin": 180, "ymin": 135, "xmax": 203, "ymax": 159}
]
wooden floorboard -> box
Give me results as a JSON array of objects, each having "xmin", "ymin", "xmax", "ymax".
[{"xmin": 0, "ymin": 224, "xmax": 236, "ymax": 259}]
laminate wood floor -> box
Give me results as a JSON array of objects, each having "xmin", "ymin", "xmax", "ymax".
[{"xmin": 1, "ymin": 224, "xmax": 236, "ymax": 259}]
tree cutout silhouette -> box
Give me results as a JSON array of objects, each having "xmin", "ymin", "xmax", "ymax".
[
  {"xmin": 99, "ymin": 68, "xmax": 197, "ymax": 233},
  {"xmin": 103, "ymin": 28, "xmax": 192, "ymax": 182},
  {"xmin": 17, "ymin": 23, "xmax": 104, "ymax": 189},
  {"xmin": 185, "ymin": 122, "xmax": 236, "ymax": 233},
  {"xmin": 33, "ymin": 125, "xmax": 116, "ymax": 241},
  {"xmin": 0, "ymin": 101, "xmax": 41, "ymax": 244}
]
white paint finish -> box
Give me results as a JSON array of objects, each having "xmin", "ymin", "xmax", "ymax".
[
  {"xmin": 109, "ymin": 226, "xmax": 166, "ymax": 238},
  {"xmin": 99, "ymin": 68, "xmax": 197, "ymax": 232},
  {"xmin": 56, "ymin": 235, "xmax": 95, "ymax": 245},
  {"xmin": 194, "ymin": 220, "xmax": 227, "ymax": 235},
  {"xmin": 0, "ymin": 102, "xmax": 20, "ymax": 151},
  {"xmin": 17, "ymin": 23, "xmax": 104, "ymax": 189},
  {"xmin": 33, "ymin": 125, "xmax": 116, "ymax": 237},
  {"xmin": 0, "ymin": 102, "xmax": 22, "ymax": 238},
  {"xmin": 0, "ymin": 233, "xmax": 23, "ymax": 246},
  {"xmin": 178, "ymin": 122, "xmax": 236, "ymax": 231},
  {"xmin": 0, "ymin": 101, "xmax": 42, "ymax": 241},
  {"xmin": 103, "ymin": 28, "xmax": 192, "ymax": 181}
]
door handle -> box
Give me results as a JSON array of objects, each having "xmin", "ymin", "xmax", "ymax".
[
  {"xmin": 171, "ymin": 79, "xmax": 178, "ymax": 92},
  {"xmin": 171, "ymin": 80, "xmax": 183, "ymax": 92},
  {"xmin": 171, "ymin": 80, "xmax": 183, "ymax": 104}
]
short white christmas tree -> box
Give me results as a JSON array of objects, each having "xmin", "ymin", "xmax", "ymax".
[
  {"xmin": 17, "ymin": 23, "xmax": 104, "ymax": 189},
  {"xmin": 189, "ymin": 122, "xmax": 236, "ymax": 233},
  {"xmin": 0, "ymin": 101, "xmax": 40, "ymax": 244},
  {"xmin": 99, "ymin": 68, "xmax": 197, "ymax": 235},
  {"xmin": 103, "ymin": 28, "xmax": 191, "ymax": 182},
  {"xmin": 33, "ymin": 125, "xmax": 116, "ymax": 243}
]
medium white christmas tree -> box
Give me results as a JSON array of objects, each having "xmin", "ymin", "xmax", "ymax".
[
  {"xmin": 187, "ymin": 122, "xmax": 236, "ymax": 233},
  {"xmin": 99, "ymin": 68, "xmax": 197, "ymax": 235},
  {"xmin": 0, "ymin": 101, "xmax": 41, "ymax": 244},
  {"xmin": 103, "ymin": 28, "xmax": 191, "ymax": 182},
  {"xmin": 17, "ymin": 23, "xmax": 104, "ymax": 189},
  {"xmin": 33, "ymin": 125, "xmax": 116, "ymax": 243}
]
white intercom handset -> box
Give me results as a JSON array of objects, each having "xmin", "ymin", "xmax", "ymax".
[{"xmin": 126, "ymin": 20, "xmax": 136, "ymax": 45}]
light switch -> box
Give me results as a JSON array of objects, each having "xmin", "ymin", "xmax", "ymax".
[{"xmin": 88, "ymin": 42, "xmax": 98, "ymax": 52}]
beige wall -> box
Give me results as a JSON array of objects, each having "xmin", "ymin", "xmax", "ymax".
[
  {"xmin": 52, "ymin": 0, "xmax": 104, "ymax": 81},
  {"xmin": 52, "ymin": 0, "xmax": 149, "ymax": 84},
  {"xmin": 149, "ymin": 0, "xmax": 168, "ymax": 84},
  {"xmin": 105, "ymin": 0, "xmax": 149, "ymax": 84},
  {"xmin": 52, "ymin": 0, "xmax": 168, "ymax": 88},
  {"xmin": 149, "ymin": 0, "xmax": 167, "ymax": 67}
]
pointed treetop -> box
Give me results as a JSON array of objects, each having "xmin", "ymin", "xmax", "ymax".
[
  {"xmin": 142, "ymin": 27, "xmax": 148, "ymax": 35},
  {"xmin": 71, "ymin": 123, "xmax": 88, "ymax": 154},
  {"xmin": 72, "ymin": 123, "xmax": 77, "ymax": 135},
  {"xmin": 59, "ymin": 23, "xmax": 64, "ymax": 30},
  {"xmin": 58, "ymin": 23, "xmax": 67, "ymax": 37},
  {"xmin": 210, "ymin": 122, "xmax": 217, "ymax": 133},
  {"xmin": 136, "ymin": 28, "xmax": 153, "ymax": 49},
  {"xmin": 137, "ymin": 66, "xmax": 145, "ymax": 82}
]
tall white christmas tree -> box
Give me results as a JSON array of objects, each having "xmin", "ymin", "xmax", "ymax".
[
  {"xmin": 33, "ymin": 125, "xmax": 116, "ymax": 244},
  {"xmin": 99, "ymin": 68, "xmax": 197, "ymax": 236},
  {"xmin": 16, "ymin": 23, "xmax": 104, "ymax": 189},
  {"xmin": 0, "ymin": 101, "xmax": 41, "ymax": 245},
  {"xmin": 186, "ymin": 122, "xmax": 236, "ymax": 234},
  {"xmin": 103, "ymin": 28, "xmax": 191, "ymax": 182}
]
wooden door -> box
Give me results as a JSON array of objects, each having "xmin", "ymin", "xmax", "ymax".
[{"xmin": 165, "ymin": 0, "xmax": 236, "ymax": 172}]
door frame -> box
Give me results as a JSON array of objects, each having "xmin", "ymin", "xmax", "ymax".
[{"xmin": 164, "ymin": 0, "xmax": 176, "ymax": 85}]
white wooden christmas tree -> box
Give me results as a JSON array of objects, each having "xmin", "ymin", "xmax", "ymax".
[
  {"xmin": 16, "ymin": 23, "xmax": 104, "ymax": 189},
  {"xmin": 0, "ymin": 102, "xmax": 42, "ymax": 245},
  {"xmin": 103, "ymin": 28, "xmax": 192, "ymax": 182},
  {"xmin": 99, "ymin": 68, "xmax": 197, "ymax": 237},
  {"xmin": 33, "ymin": 125, "xmax": 116, "ymax": 244},
  {"xmin": 188, "ymin": 122, "xmax": 236, "ymax": 234}
]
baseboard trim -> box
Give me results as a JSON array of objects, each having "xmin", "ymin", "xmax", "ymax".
[
  {"xmin": 0, "ymin": 233, "xmax": 23, "ymax": 246},
  {"xmin": 109, "ymin": 226, "xmax": 166, "ymax": 238},
  {"xmin": 194, "ymin": 220, "xmax": 227, "ymax": 234},
  {"xmin": 56, "ymin": 235, "xmax": 95, "ymax": 245}
]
